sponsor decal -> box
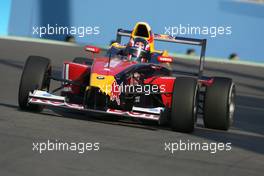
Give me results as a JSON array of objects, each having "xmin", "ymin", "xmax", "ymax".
[
  {"xmin": 107, "ymin": 109, "xmax": 159, "ymax": 120},
  {"xmin": 29, "ymin": 98, "xmax": 84, "ymax": 110},
  {"xmin": 110, "ymin": 81, "xmax": 121, "ymax": 105},
  {"xmin": 96, "ymin": 76, "xmax": 105, "ymax": 80},
  {"xmin": 42, "ymin": 93, "xmax": 52, "ymax": 97}
]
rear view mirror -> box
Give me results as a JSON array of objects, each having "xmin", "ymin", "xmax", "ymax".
[
  {"xmin": 84, "ymin": 45, "xmax": 100, "ymax": 54},
  {"xmin": 157, "ymin": 56, "xmax": 173, "ymax": 63}
]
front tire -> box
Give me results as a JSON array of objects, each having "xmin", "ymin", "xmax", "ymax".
[
  {"xmin": 170, "ymin": 77, "xmax": 198, "ymax": 133},
  {"xmin": 18, "ymin": 56, "xmax": 51, "ymax": 111},
  {"xmin": 204, "ymin": 77, "xmax": 235, "ymax": 130}
]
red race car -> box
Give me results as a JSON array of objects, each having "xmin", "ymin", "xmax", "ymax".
[{"xmin": 18, "ymin": 22, "xmax": 235, "ymax": 133}]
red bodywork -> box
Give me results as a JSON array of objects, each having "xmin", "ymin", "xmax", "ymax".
[
  {"xmin": 62, "ymin": 62, "xmax": 90, "ymax": 94},
  {"xmin": 62, "ymin": 57, "xmax": 214, "ymax": 108},
  {"xmin": 144, "ymin": 76, "xmax": 175, "ymax": 107},
  {"xmin": 90, "ymin": 57, "xmax": 137, "ymax": 76}
]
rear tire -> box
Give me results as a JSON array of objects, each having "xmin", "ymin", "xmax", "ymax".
[
  {"xmin": 73, "ymin": 57, "xmax": 93, "ymax": 65},
  {"xmin": 170, "ymin": 77, "xmax": 198, "ymax": 133},
  {"xmin": 18, "ymin": 56, "xmax": 51, "ymax": 111},
  {"xmin": 204, "ymin": 77, "xmax": 235, "ymax": 130}
]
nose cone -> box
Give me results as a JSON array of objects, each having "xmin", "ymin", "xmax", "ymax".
[{"xmin": 89, "ymin": 57, "xmax": 135, "ymax": 95}]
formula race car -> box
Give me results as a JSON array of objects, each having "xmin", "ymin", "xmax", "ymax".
[{"xmin": 18, "ymin": 22, "xmax": 236, "ymax": 133}]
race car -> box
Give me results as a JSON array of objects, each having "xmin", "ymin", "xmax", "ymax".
[{"xmin": 18, "ymin": 22, "xmax": 236, "ymax": 133}]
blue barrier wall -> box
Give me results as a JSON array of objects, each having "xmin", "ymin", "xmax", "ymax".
[
  {"xmin": 0, "ymin": 0, "xmax": 11, "ymax": 35},
  {"xmin": 5, "ymin": 0, "xmax": 264, "ymax": 62}
]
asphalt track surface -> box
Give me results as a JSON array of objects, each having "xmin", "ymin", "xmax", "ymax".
[{"xmin": 0, "ymin": 38, "xmax": 263, "ymax": 176}]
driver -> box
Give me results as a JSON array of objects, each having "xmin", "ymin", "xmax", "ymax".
[
  {"xmin": 126, "ymin": 37, "xmax": 151, "ymax": 63},
  {"xmin": 123, "ymin": 37, "xmax": 152, "ymax": 86},
  {"xmin": 109, "ymin": 37, "xmax": 151, "ymax": 63}
]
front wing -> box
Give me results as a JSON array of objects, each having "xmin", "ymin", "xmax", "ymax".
[{"xmin": 28, "ymin": 90, "xmax": 162, "ymax": 121}]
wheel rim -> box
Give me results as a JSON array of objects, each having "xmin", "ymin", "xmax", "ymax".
[
  {"xmin": 193, "ymin": 85, "xmax": 198, "ymax": 121},
  {"xmin": 228, "ymin": 84, "xmax": 235, "ymax": 124}
]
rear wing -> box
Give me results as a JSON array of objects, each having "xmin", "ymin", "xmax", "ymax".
[{"xmin": 116, "ymin": 29, "xmax": 207, "ymax": 77}]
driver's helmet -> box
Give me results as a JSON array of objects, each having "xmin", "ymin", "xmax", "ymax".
[{"xmin": 127, "ymin": 37, "xmax": 150, "ymax": 63}]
